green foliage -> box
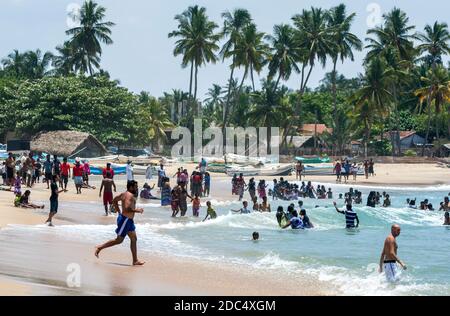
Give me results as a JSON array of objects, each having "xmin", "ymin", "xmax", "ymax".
[
  {"xmin": 370, "ymin": 139, "xmax": 392, "ymax": 156},
  {"xmin": 0, "ymin": 76, "xmax": 150, "ymax": 146},
  {"xmin": 404, "ymin": 149, "xmax": 417, "ymax": 157}
]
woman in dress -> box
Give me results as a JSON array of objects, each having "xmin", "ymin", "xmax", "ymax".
[
  {"xmin": 178, "ymin": 184, "xmax": 193, "ymax": 217},
  {"xmin": 161, "ymin": 178, "xmax": 171, "ymax": 206},
  {"xmin": 257, "ymin": 180, "xmax": 267, "ymax": 199},
  {"xmin": 170, "ymin": 187, "xmax": 179, "ymax": 217},
  {"xmin": 248, "ymin": 178, "xmax": 256, "ymax": 201}
]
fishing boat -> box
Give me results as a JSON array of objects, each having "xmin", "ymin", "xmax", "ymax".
[
  {"xmin": 302, "ymin": 164, "xmax": 365, "ymax": 176},
  {"xmin": 225, "ymin": 164, "xmax": 293, "ymax": 177},
  {"xmin": 295, "ymin": 156, "xmax": 331, "ymax": 164}
]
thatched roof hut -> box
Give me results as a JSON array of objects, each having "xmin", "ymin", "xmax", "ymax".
[{"xmin": 31, "ymin": 131, "xmax": 107, "ymax": 158}]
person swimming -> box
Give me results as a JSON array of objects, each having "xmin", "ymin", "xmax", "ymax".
[
  {"xmin": 282, "ymin": 210, "xmax": 304, "ymax": 230},
  {"xmin": 334, "ymin": 202, "xmax": 359, "ymax": 229},
  {"xmin": 203, "ymin": 201, "xmax": 217, "ymax": 221},
  {"xmin": 252, "ymin": 232, "xmax": 260, "ymax": 241},
  {"xmin": 300, "ymin": 209, "xmax": 314, "ymax": 229},
  {"xmin": 444, "ymin": 212, "xmax": 450, "ymax": 226}
]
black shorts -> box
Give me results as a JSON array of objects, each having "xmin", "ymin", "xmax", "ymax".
[
  {"xmin": 61, "ymin": 175, "xmax": 69, "ymax": 184},
  {"xmin": 6, "ymin": 167, "xmax": 14, "ymax": 179},
  {"xmin": 50, "ymin": 199, "xmax": 58, "ymax": 213},
  {"xmin": 45, "ymin": 172, "xmax": 52, "ymax": 181}
]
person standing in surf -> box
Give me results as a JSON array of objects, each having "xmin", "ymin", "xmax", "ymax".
[
  {"xmin": 333, "ymin": 202, "xmax": 359, "ymax": 229},
  {"xmin": 45, "ymin": 175, "xmax": 67, "ymax": 226},
  {"xmin": 95, "ymin": 180, "xmax": 145, "ymax": 266},
  {"xmin": 379, "ymin": 224, "xmax": 407, "ymax": 282}
]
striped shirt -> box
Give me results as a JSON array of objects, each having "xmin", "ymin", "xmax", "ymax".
[{"xmin": 344, "ymin": 210, "xmax": 357, "ymax": 228}]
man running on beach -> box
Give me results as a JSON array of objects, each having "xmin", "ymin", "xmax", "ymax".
[
  {"xmin": 95, "ymin": 180, "xmax": 145, "ymax": 266},
  {"xmin": 379, "ymin": 224, "xmax": 407, "ymax": 282}
]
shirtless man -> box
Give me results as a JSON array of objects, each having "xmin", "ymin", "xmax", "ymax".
[
  {"xmin": 95, "ymin": 180, "xmax": 145, "ymax": 266},
  {"xmin": 379, "ymin": 224, "xmax": 407, "ymax": 282},
  {"xmin": 99, "ymin": 172, "xmax": 116, "ymax": 215}
]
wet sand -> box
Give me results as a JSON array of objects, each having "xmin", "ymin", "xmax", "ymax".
[{"xmin": 0, "ymin": 162, "xmax": 448, "ymax": 296}]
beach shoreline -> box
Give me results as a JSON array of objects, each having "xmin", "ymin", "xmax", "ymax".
[{"xmin": 0, "ymin": 162, "xmax": 449, "ymax": 296}]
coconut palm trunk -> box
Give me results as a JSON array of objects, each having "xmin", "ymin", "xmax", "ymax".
[
  {"xmin": 189, "ymin": 61, "xmax": 194, "ymax": 100},
  {"xmin": 331, "ymin": 59, "xmax": 338, "ymax": 155},
  {"xmin": 193, "ymin": 63, "xmax": 199, "ymax": 116},
  {"xmin": 422, "ymin": 94, "xmax": 433, "ymax": 157},
  {"xmin": 223, "ymin": 65, "xmax": 235, "ymax": 124},
  {"xmin": 250, "ymin": 63, "xmax": 256, "ymax": 92},
  {"xmin": 239, "ymin": 67, "xmax": 248, "ymax": 91}
]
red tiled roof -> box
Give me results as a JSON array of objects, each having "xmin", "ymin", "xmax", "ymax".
[
  {"xmin": 376, "ymin": 131, "xmax": 417, "ymax": 141},
  {"xmin": 299, "ymin": 124, "xmax": 333, "ymax": 135}
]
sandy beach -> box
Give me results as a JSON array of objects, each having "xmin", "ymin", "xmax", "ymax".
[{"xmin": 0, "ymin": 162, "xmax": 449, "ymax": 296}]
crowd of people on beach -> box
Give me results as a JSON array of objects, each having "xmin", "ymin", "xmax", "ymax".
[{"xmin": 2, "ymin": 152, "xmax": 450, "ymax": 279}]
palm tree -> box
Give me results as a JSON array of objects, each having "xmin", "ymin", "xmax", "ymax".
[
  {"xmin": 352, "ymin": 57, "xmax": 393, "ymax": 157},
  {"xmin": 417, "ymin": 22, "xmax": 450, "ymax": 144},
  {"xmin": 52, "ymin": 42, "xmax": 76, "ymax": 76},
  {"xmin": 232, "ymin": 23, "xmax": 270, "ymax": 92},
  {"xmin": 203, "ymin": 84, "xmax": 224, "ymax": 123},
  {"xmin": 353, "ymin": 101, "xmax": 375, "ymax": 158},
  {"xmin": 417, "ymin": 22, "xmax": 450, "ymax": 67},
  {"xmin": 66, "ymin": 0, "xmax": 115, "ymax": 75},
  {"xmin": 281, "ymin": 7, "xmax": 335, "ymax": 149},
  {"xmin": 248, "ymin": 80, "xmax": 292, "ymax": 149},
  {"xmin": 366, "ymin": 8, "xmax": 417, "ymax": 156},
  {"xmin": 1, "ymin": 50, "xmax": 24, "ymax": 77},
  {"xmin": 2, "ymin": 49, "xmax": 53, "ymax": 79},
  {"xmin": 169, "ymin": 5, "xmax": 220, "ymax": 115},
  {"xmin": 327, "ymin": 4, "xmax": 362, "ymax": 154},
  {"xmin": 415, "ymin": 66, "xmax": 450, "ymax": 154},
  {"xmin": 139, "ymin": 96, "xmax": 174, "ymax": 151},
  {"xmin": 266, "ymin": 24, "xmax": 302, "ymax": 92},
  {"xmin": 366, "ymin": 8, "xmax": 416, "ymax": 63},
  {"xmin": 23, "ymin": 49, "xmax": 54, "ymax": 79},
  {"xmin": 220, "ymin": 9, "xmax": 252, "ymax": 125}
]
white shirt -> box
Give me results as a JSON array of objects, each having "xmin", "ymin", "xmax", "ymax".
[
  {"xmin": 145, "ymin": 166, "xmax": 153, "ymax": 180},
  {"xmin": 126, "ymin": 164, "xmax": 134, "ymax": 181}
]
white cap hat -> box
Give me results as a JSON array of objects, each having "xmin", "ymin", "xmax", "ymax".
[{"xmin": 75, "ymin": 157, "xmax": 81, "ymax": 163}]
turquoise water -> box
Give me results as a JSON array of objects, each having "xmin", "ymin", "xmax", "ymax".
[{"xmin": 3, "ymin": 182, "xmax": 449, "ymax": 295}]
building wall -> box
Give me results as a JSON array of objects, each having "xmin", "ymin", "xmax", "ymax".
[{"xmin": 400, "ymin": 134, "xmax": 426, "ymax": 149}]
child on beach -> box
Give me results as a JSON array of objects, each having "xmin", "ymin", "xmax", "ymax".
[
  {"xmin": 14, "ymin": 193, "xmax": 22, "ymax": 207},
  {"xmin": 192, "ymin": 194, "xmax": 201, "ymax": 217},
  {"xmin": 203, "ymin": 201, "xmax": 217, "ymax": 221},
  {"xmin": 18, "ymin": 190, "xmax": 44, "ymax": 209},
  {"xmin": 14, "ymin": 172, "xmax": 22, "ymax": 195}
]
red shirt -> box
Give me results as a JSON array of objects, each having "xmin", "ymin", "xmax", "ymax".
[
  {"xmin": 61, "ymin": 163, "xmax": 71, "ymax": 176},
  {"xmin": 103, "ymin": 167, "xmax": 115, "ymax": 178},
  {"xmin": 193, "ymin": 175, "xmax": 202, "ymax": 183},
  {"xmin": 73, "ymin": 164, "xmax": 84, "ymax": 177}
]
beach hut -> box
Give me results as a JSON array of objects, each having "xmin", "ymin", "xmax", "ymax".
[{"xmin": 31, "ymin": 130, "xmax": 108, "ymax": 158}]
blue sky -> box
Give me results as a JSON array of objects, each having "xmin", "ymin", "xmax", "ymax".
[{"xmin": 1, "ymin": 0, "xmax": 449, "ymax": 99}]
